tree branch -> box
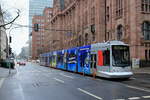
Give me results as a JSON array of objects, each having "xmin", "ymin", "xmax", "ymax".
[{"xmin": 0, "ymin": 9, "xmax": 20, "ymax": 27}]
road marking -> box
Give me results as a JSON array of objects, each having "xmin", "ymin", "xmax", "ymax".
[
  {"xmin": 60, "ymin": 73, "xmax": 74, "ymax": 79},
  {"xmin": 142, "ymin": 95, "xmax": 150, "ymax": 99},
  {"xmin": 114, "ymin": 99, "xmax": 125, "ymax": 100},
  {"xmin": 77, "ymin": 88, "xmax": 103, "ymax": 100},
  {"xmin": 0, "ymin": 78, "xmax": 5, "ymax": 88},
  {"xmin": 126, "ymin": 85, "xmax": 150, "ymax": 93},
  {"xmin": 53, "ymin": 78, "xmax": 64, "ymax": 83},
  {"xmin": 128, "ymin": 97, "xmax": 141, "ymax": 100}
]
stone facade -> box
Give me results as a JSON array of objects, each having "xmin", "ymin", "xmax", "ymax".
[
  {"xmin": 45, "ymin": 0, "xmax": 105, "ymax": 52},
  {"xmin": 33, "ymin": 0, "xmax": 150, "ymax": 61},
  {"xmin": 106, "ymin": 0, "xmax": 150, "ymax": 60}
]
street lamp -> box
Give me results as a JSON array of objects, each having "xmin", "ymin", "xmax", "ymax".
[{"xmin": 8, "ymin": 26, "xmax": 21, "ymax": 74}]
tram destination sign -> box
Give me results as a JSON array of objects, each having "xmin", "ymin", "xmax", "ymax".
[{"xmin": 113, "ymin": 45, "xmax": 128, "ymax": 50}]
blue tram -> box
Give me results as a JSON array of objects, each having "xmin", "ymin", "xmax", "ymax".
[
  {"xmin": 78, "ymin": 45, "xmax": 91, "ymax": 74},
  {"xmin": 40, "ymin": 41, "xmax": 133, "ymax": 78}
]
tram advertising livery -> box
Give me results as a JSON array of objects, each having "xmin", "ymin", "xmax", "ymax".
[{"xmin": 40, "ymin": 41, "xmax": 133, "ymax": 78}]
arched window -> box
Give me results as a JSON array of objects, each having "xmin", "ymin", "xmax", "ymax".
[
  {"xmin": 142, "ymin": 21, "xmax": 150, "ymax": 40},
  {"xmin": 117, "ymin": 25, "xmax": 123, "ymax": 40}
]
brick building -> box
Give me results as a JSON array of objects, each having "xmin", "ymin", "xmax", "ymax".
[
  {"xmin": 33, "ymin": 0, "xmax": 150, "ymax": 62},
  {"xmin": 32, "ymin": 15, "xmax": 45, "ymax": 59},
  {"xmin": 32, "ymin": 7, "xmax": 53, "ymax": 59},
  {"xmin": 106, "ymin": 0, "xmax": 150, "ymax": 62},
  {"xmin": 44, "ymin": 0, "xmax": 105, "ymax": 52}
]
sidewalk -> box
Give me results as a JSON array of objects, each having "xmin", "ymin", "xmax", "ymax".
[
  {"xmin": 132, "ymin": 67, "xmax": 150, "ymax": 74},
  {"xmin": 0, "ymin": 67, "xmax": 17, "ymax": 78}
]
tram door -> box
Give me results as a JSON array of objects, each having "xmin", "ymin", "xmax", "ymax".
[{"xmin": 90, "ymin": 54, "xmax": 97, "ymax": 73}]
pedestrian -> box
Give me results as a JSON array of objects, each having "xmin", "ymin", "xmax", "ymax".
[{"xmin": 93, "ymin": 66, "xmax": 97, "ymax": 79}]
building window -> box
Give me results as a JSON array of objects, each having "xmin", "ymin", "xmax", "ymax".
[
  {"xmin": 145, "ymin": 49, "xmax": 148, "ymax": 60},
  {"xmin": 117, "ymin": 25, "xmax": 123, "ymax": 40},
  {"xmin": 91, "ymin": 24, "xmax": 96, "ymax": 41},
  {"xmin": 91, "ymin": 24, "xmax": 95, "ymax": 33},
  {"xmin": 116, "ymin": 0, "xmax": 123, "ymax": 18},
  {"xmin": 92, "ymin": 33, "xmax": 96, "ymax": 41},
  {"xmin": 142, "ymin": 21, "xmax": 150, "ymax": 40},
  {"xmin": 106, "ymin": 6, "xmax": 110, "ymax": 22},
  {"xmin": 141, "ymin": 0, "xmax": 150, "ymax": 13}
]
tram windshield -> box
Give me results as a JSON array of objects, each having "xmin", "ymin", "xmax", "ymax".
[{"xmin": 112, "ymin": 45, "xmax": 130, "ymax": 67}]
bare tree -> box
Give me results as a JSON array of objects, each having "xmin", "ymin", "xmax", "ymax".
[{"xmin": 0, "ymin": 5, "xmax": 20, "ymax": 28}]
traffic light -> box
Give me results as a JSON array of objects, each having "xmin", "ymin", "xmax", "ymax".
[
  {"xmin": 9, "ymin": 47, "xmax": 12, "ymax": 55},
  {"xmin": 34, "ymin": 24, "xmax": 39, "ymax": 32},
  {"xmin": 9, "ymin": 36, "xmax": 12, "ymax": 43}
]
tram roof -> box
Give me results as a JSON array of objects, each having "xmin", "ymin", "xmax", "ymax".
[{"xmin": 91, "ymin": 40, "xmax": 128, "ymax": 48}]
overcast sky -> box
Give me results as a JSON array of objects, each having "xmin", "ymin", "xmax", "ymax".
[{"xmin": 1, "ymin": 0, "xmax": 29, "ymax": 55}]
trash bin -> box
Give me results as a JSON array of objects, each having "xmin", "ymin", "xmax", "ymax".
[{"xmin": 0, "ymin": 60, "xmax": 14, "ymax": 69}]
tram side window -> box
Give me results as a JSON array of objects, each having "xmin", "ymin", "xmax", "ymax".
[
  {"xmin": 90, "ymin": 54, "xmax": 97, "ymax": 68},
  {"xmin": 57, "ymin": 55, "xmax": 63, "ymax": 63},
  {"xmin": 49, "ymin": 56, "xmax": 52, "ymax": 66},
  {"xmin": 69, "ymin": 53, "xmax": 76, "ymax": 64},
  {"xmin": 103, "ymin": 50, "xmax": 110, "ymax": 66}
]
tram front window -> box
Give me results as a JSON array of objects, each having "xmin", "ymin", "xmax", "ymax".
[{"xmin": 112, "ymin": 45, "xmax": 130, "ymax": 67}]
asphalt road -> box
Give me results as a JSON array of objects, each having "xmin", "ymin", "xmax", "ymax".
[{"xmin": 0, "ymin": 62, "xmax": 150, "ymax": 100}]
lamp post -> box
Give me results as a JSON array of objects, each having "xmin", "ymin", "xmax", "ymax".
[{"xmin": 8, "ymin": 27, "xmax": 20, "ymax": 74}]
